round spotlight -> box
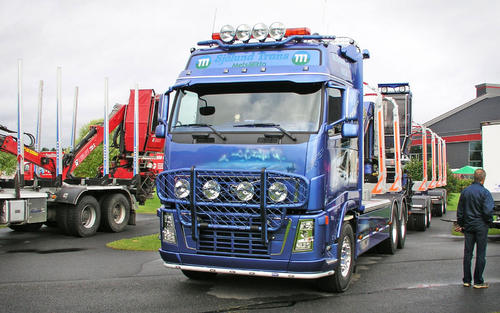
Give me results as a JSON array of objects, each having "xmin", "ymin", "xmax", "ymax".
[
  {"xmin": 268, "ymin": 182, "xmax": 288, "ymax": 202},
  {"xmin": 399, "ymin": 86, "xmax": 406, "ymax": 92},
  {"xmin": 235, "ymin": 181, "xmax": 254, "ymax": 201},
  {"xmin": 219, "ymin": 24, "xmax": 235, "ymax": 43},
  {"xmin": 269, "ymin": 22, "xmax": 286, "ymax": 40},
  {"xmin": 202, "ymin": 180, "xmax": 220, "ymax": 200},
  {"xmin": 380, "ymin": 87, "xmax": 388, "ymax": 93},
  {"xmin": 252, "ymin": 23, "xmax": 268, "ymax": 41},
  {"xmin": 174, "ymin": 178, "xmax": 190, "ymax": 199},
  {"xmin": 236, "ymin": 24, "xmax": 251, "ymax": 42}
]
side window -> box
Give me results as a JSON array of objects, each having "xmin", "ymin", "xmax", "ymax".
[
  {"xmin": 327, "ymin": 88, "xmax": 342, "ymax": 124},
  {"xmin": 176, "ymin": 91, "xmax": 198, "ymax": 125}
]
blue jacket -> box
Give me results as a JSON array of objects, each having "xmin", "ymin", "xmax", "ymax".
[{"xmin": 457, "ymin": 182, "xmax": 494, "ymax": 232}]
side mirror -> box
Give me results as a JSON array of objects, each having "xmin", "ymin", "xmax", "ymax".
[
  {"xmin": 199, "ymin": 106, "xmax": 215, "ymax": 116},
  {"xmin": 155, "ymin": 123, "xmax": 166, "ymax": 138},
  {"xmin": 341, "ymin": 122, "xmax": 358, "ymax": 138}
]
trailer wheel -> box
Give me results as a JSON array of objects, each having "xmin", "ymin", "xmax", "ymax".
[
  {"xmin": 380, "ymin": 207, "xmax": 398, "ymax": 254},
  {"xmin": 432, "ymin": 203, "xmax": 443, "ymax": 217},
  {"xmin": 415, "ymin": 211, "xmax": 427, "ymax": 231},
  {"xmin": 397, "ymin": 202, "xmax": 407, "ymax": 249},
  {"xmin": 181, "ymin": 270, "xmax": 217, "ymax": 280},
  {"xmin": 426, "ymin": 202, "xmax": 432, "ymax": 228},
  {"xmin": 100, "ymin": 193, "xmax": 130, "ymax": 232},
  {"xmin": 317, "ymin": 222, "xmax": 354, "ymax": 293},
  {"xmin": 8, "ymin": 223, "xmax": 43, "ymax": 232},
  {"xmin": 67, "ymin": 195, "xmax": 101, "ymax": 237}
]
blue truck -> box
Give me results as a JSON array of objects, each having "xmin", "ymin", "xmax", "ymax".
[{"xmin": 154, "ymin": 23, "xmax": 408, "ymax": 292}]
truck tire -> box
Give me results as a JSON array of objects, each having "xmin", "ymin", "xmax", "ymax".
[
  {"xmin": 426, "ymin": 202, "xmax": 432, "ymax": 228},
  {"xmin": 67, "ymin": 195, "xmax": 101, "ymax": 237},
  {"xmin": 397, "ymin": 202, "xmax": 407, "ymax": 249},
  {"xmin": 379, "ymin": 207, "xmax": 398, "ymax": 254},
  {"xmin": 181, "ymin": 270, "xmax": 217, "ymax": 280},
  {"xmin": 415, "ymin": 212, "xmax": 427, "ymax": 231},
  {"xmin": 9, "ymin": 223, "xmax": 43, "ymax": 232},
  {"xmin": 432, "ymin": 203, "xmax": 443, "ymax": 217},
  {"xmin": 56, "ymin": 205, "xmax": 70, "ymax": 235},
  {"xmin": 100, "ymin": 193, "xmax": 130, "ymax": 232},
  {"xmin": 317, "ymin": 222, "xmax": 354, "ymax": 293}
]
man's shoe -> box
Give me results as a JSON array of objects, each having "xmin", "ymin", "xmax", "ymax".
[
  {"xmin": 473, "ymin": 283, "xmax": 489, "ymax": 289},
  {"xmin": 463, "ymin": 283, "xmax": 471, "ymax": 287}
]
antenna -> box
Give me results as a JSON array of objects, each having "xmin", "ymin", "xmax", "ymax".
[{"xmin": 211, "ymin": 8, "xmax": 218, "ymax": 34}]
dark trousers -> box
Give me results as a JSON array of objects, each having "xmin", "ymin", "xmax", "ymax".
[{"xmin": 463, "ymin": 227, "xmax": 488, "ymax": 284}]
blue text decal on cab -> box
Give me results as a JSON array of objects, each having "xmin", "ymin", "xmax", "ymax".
[{"xmin": 189, "ymin": 50, "xmax": 320, "ymax": 70}]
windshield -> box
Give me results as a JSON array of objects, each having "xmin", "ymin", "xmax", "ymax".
[{"xmin": 170, "ymin": 82, "xmax": 322, "ymax": 133}]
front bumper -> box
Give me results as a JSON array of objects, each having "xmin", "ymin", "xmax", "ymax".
[{"xmin": 160, "ymin": 249, "xmax": 337, "ymax": 279}]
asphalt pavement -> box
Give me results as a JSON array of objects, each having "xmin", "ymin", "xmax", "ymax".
[{"xmin": 0, "ymin": 212, "xmax": 499, "ymax": 313}]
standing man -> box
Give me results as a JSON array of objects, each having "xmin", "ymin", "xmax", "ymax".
[{"xmin": 457, "ymin": 168, "xmax": 494, "ymax": 289}]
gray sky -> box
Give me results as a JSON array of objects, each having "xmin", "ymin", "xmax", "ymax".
[{"xmin": 1, "ymin": 0, "xmax": 498, "ymax": 148}]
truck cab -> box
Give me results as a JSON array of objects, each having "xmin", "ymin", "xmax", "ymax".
[{"xmin": 156, "ymin": 23, "xmax": 402, "ymax": 292}]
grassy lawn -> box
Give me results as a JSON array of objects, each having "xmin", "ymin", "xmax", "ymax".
[
  {"xmin": 136, "ymin": 193, "xmax": 161, "ymax": 214},
  {"xmin": 447, "ymin": 192, "xmax": 500, "ymax": 236},
  {"xmin": 106, "ymin": 233, "xmax": 160, "ymax": 251}
]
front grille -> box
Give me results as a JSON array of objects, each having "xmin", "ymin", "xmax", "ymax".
[
  {"xmin": 157, "ymin": 168, "xmax": 308, "ymax": 256},
  {"xmin": 198, "ymin": 228, "xmax": 269, "ymax": 258}
]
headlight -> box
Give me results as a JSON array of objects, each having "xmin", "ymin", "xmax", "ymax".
[
  {"xmin": 162, "ymin": 212, "xmax": 177, "ymax": 244},
  {"xmin": 269, "ymin": 22, "xmax": 286, "ymax": 40},
  {"xmin": 252, "ymin": 23, "xmax": 268, "ymax": 41},
  {"xmin": 235, "ymin": 181, "xmax": 254, "ymax": 201},
  {"xmin": 294, "ymin": 219, "xmax": 314, "ymax": 252},
  {"xmin": 202, "ymin": 180, "xmax": 220, "ymax": 200},
  {"xmin": 174, "ymin": 178, "xmax": 190, "ymax": 199},
  {"xmin": 268, "ymin": 182, "xmax": 288, "ymax": 202},
  {"xmin": 220, "ymin": 24, "xmax": 235, "ymax": 43},
  {"xmin": 236, "ymin": 24, "xmax": 251, "ymax": 42}
]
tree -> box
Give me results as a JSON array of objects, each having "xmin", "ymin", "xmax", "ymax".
[
  {"xmin": 0, "ymin": 151, "xmax": 17, "ymax": 176},
  {"xmin": 72, "ymin": 119, "xmax": 120, "ymax": 178}
]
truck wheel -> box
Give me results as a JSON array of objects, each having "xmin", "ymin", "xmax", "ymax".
[
  {"xmin": 181, "ymin": 270, "xmax": 217, "ymax": 280},
  {"xmin": 317, "ymin": 222, "xmax": 354, "ymax": 293},
  {"xmin": 426, "ymin": 204, "xmax": 432, "ymax": 228},
  {"xmin": 100, "ymin": 193, "xmax": 130, "ymax": 232},
  {"xmin": 67, "ymin": 195, "xmax": 101, "ymax": 237},
  {"xmin": 380, "ymin": 208, "xmax": 398, "ymax": 254},
  {"xmin": 56, "ymin": 205, "xmax": 70, "ymax": 235},
  {"xmin": 9, "ymin": 223, "xmax": 43, "ymax": 232},
  {"xmin": 443, "ymin": 200, "xmax": 447, "ymax": 215},
  {"xmin": 415, "ymin": 212, "xmax": 427, "ymax": 231},
  {"xmin": 432, "ymin": 203, "xmax": 443, "ymax": 217},
  {"xmin": 397, "ymin": 203, "xmax": 407, "ymax": 249}
]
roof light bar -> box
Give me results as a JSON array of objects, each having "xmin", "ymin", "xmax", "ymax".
[{"xmin": 210, "ymin": 22, "xmax": 312, "ymax": 44}]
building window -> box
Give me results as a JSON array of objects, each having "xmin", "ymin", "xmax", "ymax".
[{"xmin": 469, "ymin": 141, "xmax": 482, "ymax": 167}]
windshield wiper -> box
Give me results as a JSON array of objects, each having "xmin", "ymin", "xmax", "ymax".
[
  {"xmin": 173, "ymin": 123, "xmax": 226, "ymax": 141},
  {"xmin": 233, "ymin": 123, "xmax": 297, "ymax": 141}
]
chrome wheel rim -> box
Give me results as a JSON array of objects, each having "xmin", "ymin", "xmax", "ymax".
[
  {"xmin": 111, "ymin": 203, "xmax": 126, "ymax": 224},
  {"xmin": 340, "ymin": 236, "xmax": 352, "ymax": 277},
  {"xmin": 392, "ymin": 220, "xmax": 398, "ymax": 245},
  {"xmin": 400, "ymin": 218, "xmax": 406, "ymax": 239},
  {"xmin": 81, "ymin": 205, "xmax": 97, "ymax": 229}
]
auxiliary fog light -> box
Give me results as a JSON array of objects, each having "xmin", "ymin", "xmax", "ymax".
[
  {"xmin": 162, "ymin": 212, "xmax": 177, "ymax": 244},
  {"xmin": 202, "ymin": 180, "xmax": 221, "ymax": 200},
  {"xmin": 294, "ymin": 219, "xmax": 314, "ymax": 252},
  {"xmin": 220, "ymin": 24, "xmax": 236, "ymax": 43},
  {"xmin": 269, "ymin": 22, "xmax": 286, "ymax": 40},
  {"xmin": 174, "ymin": 178, "xmax": 190, "ymax": 199},
  {"xmin": 252, "ymin": 23, "xmax": 268, "ymax": 41},
  {"xmin": 268, "ymin": 182, "xmax": 288, "ymax": 202},
  {"xmin": 236, "ymin": 24, "xmax": 252, "ymax": 42},
  {"xmin": 235, "ymin": 181, "xmax": 254, "ymax": 201}
]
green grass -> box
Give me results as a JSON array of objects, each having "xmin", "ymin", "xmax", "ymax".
[
  {"xmin": 447, "ymin": 193, "xmax": 459, "ymax": 211},
  {"xmin": 106, "ymin": 233, "xmax": 161, "ymax": 251},
  {"xmin": 136, "ymin": 193, "xmax": 161, "ymax": 214}
]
